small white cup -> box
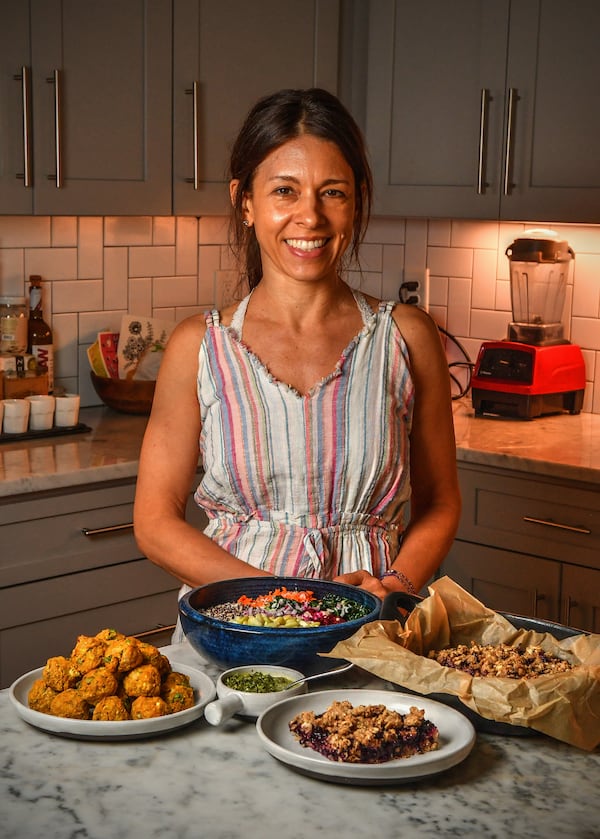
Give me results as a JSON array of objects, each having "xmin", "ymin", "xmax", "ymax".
[
  {"xmin": 54, "ymin": 393, "xmax": 80, "ymax": 427},
  {"xmin": 2, "ymin": 398, "xmax": 31, "ymax": 434},
  {"xmin": 26, "ymin": 394, "xmax": 56, "ymax": 431}
]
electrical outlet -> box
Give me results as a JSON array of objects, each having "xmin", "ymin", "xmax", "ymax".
[{"xmin": 398, "ymin": 269, "xmax": 430, "ymax": 311}]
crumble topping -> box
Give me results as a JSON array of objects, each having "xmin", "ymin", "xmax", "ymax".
[
  {"xmin": 430, "ymin": 641, "xmax": 573, "ymax": 678},
  {"xmin": 289, "ymin": 700, "xmax": 439, "ymax": 763}
]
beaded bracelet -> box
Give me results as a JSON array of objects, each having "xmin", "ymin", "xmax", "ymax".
[{"xmin": 379, "ymin": 569, "xmax": 416, "ymax": 595}]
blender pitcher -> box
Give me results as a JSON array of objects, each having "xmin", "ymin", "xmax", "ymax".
[{"xmin": 506, "ymin": 229, "xmax": 574, "ymax": 346}]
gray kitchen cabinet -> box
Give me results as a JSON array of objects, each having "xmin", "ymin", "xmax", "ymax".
[
  {"xmin": 0, "ymin": 476, "xmax": 207, "ymax": 688},
  {"xmin": 173, "ymin": 0, "xmax": 341, "ymax": 215},
  {"xmin": 0, "ymin": 0, "xmax": 172, "ymax": 216},
  {"xmin": 442, "ymin": 462, "xmax": 600, "ymax": 632},
  {"xmin": 364, "ymin": 0, "xmax": 600, "ymax": 223}
]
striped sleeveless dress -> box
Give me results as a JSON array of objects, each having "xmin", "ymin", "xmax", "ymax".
[{"xmin": 193, "ymin": 289, "xmax": 415, "ymax": 580}]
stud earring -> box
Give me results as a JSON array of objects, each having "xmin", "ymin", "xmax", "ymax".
[{"xmin": 242, "ymin": 220, "xmax": 250, "ymax": 227}]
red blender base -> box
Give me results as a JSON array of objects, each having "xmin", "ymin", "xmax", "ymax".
[{"xmin": 471, "ymin": 341, "xmax": 586, "ymax": 419}]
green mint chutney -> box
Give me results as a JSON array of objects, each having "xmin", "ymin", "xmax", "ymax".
[{"xmin": 222, "ymin": 671, "xmax": 295, "ymax": 693}]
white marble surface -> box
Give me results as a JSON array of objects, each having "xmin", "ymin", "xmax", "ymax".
[
  {"xmin": 1, "ymin": 640, "xmax": 598, "ymax": 839},
  {"xmin": 1, "ymin": 400, "xmax": 600, "ymax": 499}
]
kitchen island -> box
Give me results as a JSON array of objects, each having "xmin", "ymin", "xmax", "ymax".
[{"xmin": 1, "ymin": 639, "xmax": 598, "ymax": 839}]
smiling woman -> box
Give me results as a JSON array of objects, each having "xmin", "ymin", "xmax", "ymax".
[{"xmin": 133, "ymin": 89, "xmax": 461, "ymax": 641}]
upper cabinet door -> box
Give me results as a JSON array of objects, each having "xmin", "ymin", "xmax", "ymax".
[
  {"xmin": 1, "ymin": 0, "xmax": 172, "ymax": 216},
  {"xmin": 501, "ymin": 0, "xmax": 600, "ymax": 223},
  {"xmin": 173, "ymin": 0, "xmax": 341, "ymax": 215},
  {"xmin": 364, "ymin": 0, "xmax": 510, "ymax": 219},
  {"xmin": 0, "ymin": 4, "xmax": 33, "ymax": 213}
]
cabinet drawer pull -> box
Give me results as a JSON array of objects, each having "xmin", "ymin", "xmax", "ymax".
[
  {"xmin": 522, "ymin": 516, "xmax": 591, "ymax": 535},
  {"xmin": 13, "ymin": 66, "xmax": 33, "ymax": 187},
  {"xmin": 134, "ymin": 624, "xmax": 176, "ymax": 640},
  {"xmin": 81, "ymin": 523, "xmax": 134, "ymax": 536},
  {"xmin": 184, "ymin": 81, "xmax": 200, "ymax": 189},
  {"xmin": 46, "ymin": 69, "xmax": 63, "ymax": 187},
  {"xmin": 476, "ymin": 88, "xmax": 489, "ymax": 195},
  {"xmin": 503, "ymin": 87, "xmax": 518, "ymax": 195}
]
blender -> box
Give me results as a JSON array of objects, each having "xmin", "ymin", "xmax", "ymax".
[{"xmin": 471, "ymin": 230, "xmax": 586, "ymax": 419}]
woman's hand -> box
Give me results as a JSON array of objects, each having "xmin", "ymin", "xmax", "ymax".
[{"xmin": 334, "ymin": 570, "xmax": 394, "ymax": 599}]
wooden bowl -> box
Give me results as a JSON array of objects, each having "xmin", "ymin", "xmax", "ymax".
[{"xmin": 90, "ymin": 372, "xmax": 155, "ymax": 415}]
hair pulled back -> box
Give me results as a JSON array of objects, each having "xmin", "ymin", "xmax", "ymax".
[{"xmin": 228, "ymin": 88, "xmax": 373, "ymax": 291}]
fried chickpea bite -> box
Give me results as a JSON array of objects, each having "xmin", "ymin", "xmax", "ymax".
[
  {"xmin": 122, "ymin": 664, "xmax": 162, "ymax": 697},
  {"xmin": 28, "ymin": 678, "xmax": 58, "ymax": 714},
  {"xmin": 42, "ymin": 656, "xmax": 81, "ymax": 692},
  {"xmin": 161, "ymin": 683, "xmax": 195, "ymax": 714},
  {"xmin": 103, "ymin": 637, "xmax": 144, "ymax": 674},
  {"xmin": 162, "ymin": 671, "xmax": 191, "ymax": 690},
  {"xmin": 95, "ymin": 628, "xmax": 125, "ymax": 643},
  {"xmin": 71, "ymin": 635, "xmax": 107, "ymax": 674},
  {"xmin": 92, "ymin": 695, "xmax": 130, "ymax": 721},
  {"xmin": 77, "ymin": 667, "xmax": 119, "ymax": 703},
  {"xmin": 49, "ymin": 689, "xmax": 90, "ymax": 720},
  {"xmin": 131, "ymin": 696, "xmax": 168, "ymax": 719}
]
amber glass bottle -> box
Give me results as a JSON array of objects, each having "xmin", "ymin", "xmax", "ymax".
[{"xmin": 27, "ymin": 274, "xmax": 54, "ymax": 393}]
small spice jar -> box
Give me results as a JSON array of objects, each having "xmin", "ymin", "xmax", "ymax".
[{"xmin": 0, "ymin": 296, "xmax": 28, "ymax": 353}]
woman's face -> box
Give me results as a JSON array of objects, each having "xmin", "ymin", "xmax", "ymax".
[{"xmin": 236, "ymin": 134, "xmax": 356, "ymax": 286}]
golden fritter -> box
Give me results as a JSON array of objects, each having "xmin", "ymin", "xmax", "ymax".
[
  {"xmin": 42, "ymin": 656, "xmax": 81, "ymax": 692},
  {"xmin": 137, "ymin": 641, "xmax": 172, "ymax": 677},
  {"xmin": 161, "ymin": 671, "xmax": 191, "ymax": 690},
  {"xmin": 71, "ymin": 635, "xmax": 107, "ymax": 674},
  {"xmin": 94, "ymin": 628, "xmax": 125, "ymax": 643},
  {"xmin": 28, "ymin": 678, "xmax": 58, "ymax": 714},
  {"xmin": 161, "ymin": 683, "xmax": 195, "ymax": 714},
  {"xmin": 103, "ymin": 637, "xmax": 144, "ymax": 674},
  {"xmin": 49, "ymin": 689, "xmax": 90, "ymax": 720},
  {"xmin": 122, "ymin": 664, "xmax": 162, "ymax": 697},
  {"xmin": 131, "ymin": 696, "xmax": 168, "ymax": 719},
  {"xmin": 77, "ymin": 667, "xmax": 119, "ymax": 703},
  {"xmin": 92, "ymin": 695, "xmax": 130, "ymax": 721}
]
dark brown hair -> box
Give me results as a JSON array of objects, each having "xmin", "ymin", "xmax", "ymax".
[{"xmin": 228, "ymin": 88, "xmax": 373, "ymax": 291}]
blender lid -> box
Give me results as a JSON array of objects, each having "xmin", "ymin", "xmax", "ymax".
[{"xmin": 506, "ymin": 228, "xmax": 574, "ymax": 263}]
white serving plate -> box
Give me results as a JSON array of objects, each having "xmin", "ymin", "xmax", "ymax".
[
  {"xmin": 9, "ymin": 661, "xmax": 216, "ymax": 741},
  {"xmin": 256, "ymin": 689, "xmax": 476, "ymax": 785}
]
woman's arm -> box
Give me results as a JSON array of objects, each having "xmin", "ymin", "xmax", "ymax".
[
  {"xmin": 337, "ymin": 304, "xmax": 461, "ymax": 597},
  {"xmin": 133, "ymin": 315, "xmax": 271, "ymax": 587}
]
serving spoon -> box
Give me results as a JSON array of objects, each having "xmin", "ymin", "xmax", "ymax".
[{"xmin": 285, "ymin": 661, "xmax": 354, "ymax": 689}]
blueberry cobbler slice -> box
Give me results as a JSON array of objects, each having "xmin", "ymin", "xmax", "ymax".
[{"xmin": 288, "ymin": 700, "xmax": 439, "ymax": 764}]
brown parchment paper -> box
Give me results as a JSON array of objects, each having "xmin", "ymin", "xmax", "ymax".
[{"xmin": 323, "ymin": 577, "xmax": 600, "ymax": 750}]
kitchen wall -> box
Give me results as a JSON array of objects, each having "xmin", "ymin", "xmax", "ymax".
[{"xmin": 0, "ymin": 214, "xmax": 598, "ymax": 413}]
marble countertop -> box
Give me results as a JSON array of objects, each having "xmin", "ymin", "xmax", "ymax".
[
  {"xmin": 1, "ymin": 401, "xmax": 600, "ymax": 499},
  {"xmin": 1, "ymin": 640, "xmax": 598, "ymax": 839}
]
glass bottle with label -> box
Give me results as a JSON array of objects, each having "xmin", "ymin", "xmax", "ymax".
[
  {"xmin": 27, "ymin": 275, "xmax": 54, "ymax": 392},
  {"xmin": 0, "ymin": 296, "xmax": 28, "ymax": 353}
]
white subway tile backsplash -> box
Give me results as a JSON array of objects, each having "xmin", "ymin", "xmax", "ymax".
[
  {"xmin": 78, "ymin": 217, "xmax": 103, "ymax": 278},
  {"xmin": 153, "ymin": 217, "xmax": 176, "ymax": 246},
  {"xmin": 25, "ymin": 247, "xmax": 78, "ymax": 281},
  {"xmin": 0, "ymin": 216, "xmax": 50, "ymax": 247},
  {"xmin": 52, "ymin": 217, "xmax": 77, "ymax": 247},
  {"xmin": 104, "ymin": 216, "xmax": 152, "ymax": 246},
  {"xmin": 103, "ymin": 247, "xmax": 128, "ymax": 310},
  {"xmin": 0, "ymin": 214, "xmax": 599, "ymax": 412},
  {"xmin": 129, "ymin": 245, "xmax": 175, "ymax": 278}
]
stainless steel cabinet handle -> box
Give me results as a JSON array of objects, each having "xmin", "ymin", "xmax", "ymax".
[
  {"xmin": 522, "ymin": 516, "xmax": 591, "ymax": 535},
  {"xmin": 134, "ymin": 624, "xmax": 176, "ymax": 640},
  {"xmin": 81, "ymin": 523, "xmax": 134, "ymax": 536},
  {"xmin": 562, "ymin": 596, "xmax": 578, "ymax": 626},
  {"xmin": 503, "ymin": 87, "xmax": 518, "ymax": 195},
  {"xmin": 184, "ymin": 81, "xmax": 200, "ymax": 189},
  {"xmin": 46, "ymin": 69, "xmax": 63, "ymax": 188},
  {"xmin": 476, "ymin": 88, "xmax": 489, "ymax": 195},
  {"xmin": 13, "ymin": 66, "xmax": 33, "ymax": 187}
]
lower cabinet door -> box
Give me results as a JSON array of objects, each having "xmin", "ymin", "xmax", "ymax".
[
  {"xmin": 0, "ymin": 559, "xmax": 180, "ymax": 689},
  {"xmin": 442, "ymin": 541, "xmax": 561, "ymax": 623},
  {"xmin": 561, "ymin": 564, "xmax": 600, "ymax": 634}
]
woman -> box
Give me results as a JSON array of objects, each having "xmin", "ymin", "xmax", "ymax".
[{"xmin": 134, "ymin": 88, "xmax": 460, "ymax": 620}]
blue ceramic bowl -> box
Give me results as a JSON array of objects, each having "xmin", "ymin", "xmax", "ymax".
[{"xmin": 179, "ymin": 577, "xmax": 381, "ymax": 674}]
